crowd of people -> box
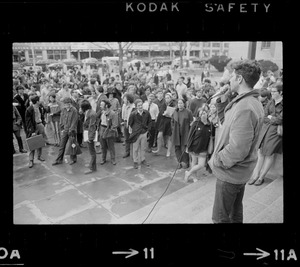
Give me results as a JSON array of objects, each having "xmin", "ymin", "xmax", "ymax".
[{"xmin": 13, "ymin": 59, "xmax": 283, "ymax": 223}]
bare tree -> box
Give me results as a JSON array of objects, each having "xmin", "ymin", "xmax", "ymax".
[{"xmin": 91, "ymin": 42, "xmax": 134, "ymax": 73}]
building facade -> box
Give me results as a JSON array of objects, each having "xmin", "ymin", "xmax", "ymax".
[
  {"xmin": 13, "ymin": 42, "xmax": 230, "ymax": 63},
  {"xmin": 227, "ymin": 41, "xmax": 283, "ymax": 70}
]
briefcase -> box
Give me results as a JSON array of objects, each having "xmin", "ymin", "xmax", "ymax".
[{"xmin": 26, "ymin": 134, "xmax": 46, "ymax": 151}]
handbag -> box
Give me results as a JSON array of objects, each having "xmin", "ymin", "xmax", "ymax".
[
  {"xmin": 65, "ymin": 136, "xmax": 82, "ymax": 156},
  {"xmin": 102, "ymin": 127, "xmax": 117, "ymax": 139},
  {"xmin": 277, "ymin": 124, "xmax": 283, "ymax": 136}
]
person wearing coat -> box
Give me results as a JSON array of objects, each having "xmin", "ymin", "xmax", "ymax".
[
  {"xmin": 99, "ymin": 100, "xmax": 118, "ymax": 165},
  {"xmin": 14, "ymin": 85, "xmax": 30, "ymax": 131},
  {"xmin": 184, "ymin": 104, "xmax": 211, "ymax": 182},
  {"xmin": 121, "ymin": 93, "xmax": 135, "ymax": 158},
  {"xmin": 13, "ymin": 105, "xmax": 27, "ymax": 154},
  {"xmin": 248, "ymin": 82, "xmax": 283, "ymax": 186},
  {"xmin": 52, "ymin": 97, "xmax": 79, "ymax": 166},
  {"xmin": 152, "ymin": 92, "xmax": 176, "ymax": 157},
  {"xmin": 70, "ymin": 89, "xmax": 85, "ymax": 147},
  {"xmin": 25, "ymin": 95, "xmax": 46, "ymax": 168},
  {"xmin": 171, "ymin": 98, "xmax": 194, "ymax": 169},
  {"xmin": 81, "ymin": 100, "xmax": 97, "ymax": 174},
  {"xmin": 208, "ymin": 60, "xmax": 264, "ymax": 223}
]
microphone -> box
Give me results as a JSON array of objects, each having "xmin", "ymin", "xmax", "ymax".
[{"xmin": 208, "ymin": 84, "xmax": 230, "ymax": 102}]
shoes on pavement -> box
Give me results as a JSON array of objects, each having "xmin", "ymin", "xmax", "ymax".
[
  {"xmin": 29, "ymin": 161, "xmax": 34, "ymax": 168},
  {"xmin": 254, "ymin": 178, "xmax": 264, "ymax": 186},
  {"xmin": 166, "ymin": 151, "xmax": 171, "ymax": 157},
  {"xmin": 84, "ymin": 169, "xmax": 96, "ymax": 175},
  {"xmin": 38, "ymin": 156, "xmax": 45, "ymax": 162},
  {"xmin": 123, "ymin": 153, "xmax": 130, "ymax": 158},
  {"xmin": 141, "ymin": 160, "xmax": 150, "ymax": 167},
  {"xmin": 100, "ymin": 160, "xmax": 106, "ymax": 165},
  {"xmin": 177, "ymin": 163, "xmax": 182, "ymax": 169},
  {"xmin": 46, "ymin": 142, "xmax": 52, "ymax": 146},
  {"xmin": 69, "ymin": 160, "xmax": 77, "ymax": 165},
  {"xmin": 52, "ymin": 161, "xmax": 62, "ymax": 166},
  {"xmin": 19, "ymin": 149, "xmax": 27, "ymax": 153},
  {"xmin": 133, "ymin": 162, "xmax": 138, "ymax": 169},
  {"xmin": 111, "ymin": 160, "xmax": 116, "ymax": 165}
]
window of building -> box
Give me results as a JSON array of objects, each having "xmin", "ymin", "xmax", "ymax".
[
  {"xmin": 203, "ymin": 50, "xmax": 210, "ymax": 57},
  {"xmin": 28, "ymin": 49, "xmax": 43, "ymax": 60},
  {"xmin": 202, "ymin": 42, "xmax": 211, "ymax": 48},
  {"xmin": 212, "ymin": 50, "xmax": 219, "ymax": 56},
  {"xmin": 212, "ymin": 42, "xmax": 220, "ymax": 48},
  {"xmin": 224, "ymin": 43, "xmax": 229, "ymax": 48},
  {"xmin": 47, "ymin": 50, "xmax": 67, "ymax": 60},
  {"xmin": 261, "ymin": 42, "xmax": 271, "ymax": 49}
]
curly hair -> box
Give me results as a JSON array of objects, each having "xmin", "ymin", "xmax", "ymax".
[{"xmin": 232, "ymin": 60, "xmax": 261, "ymax": 88}]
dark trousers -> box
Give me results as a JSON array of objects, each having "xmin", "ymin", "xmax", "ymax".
[
  {"xmin": 87, "ymin": 141, "xmax": 97, "ymax": 171},
  {"xmin": 147, "ymin": 121, "xmax": 156, "ymax": 148},
  {"xmin": 175, "ymin": 145, "xmax": 189, "ymax": 166},
  {"xmin": 13, "ymin": 129, "xmax": 24, "ymax": 151},
  {"xmin": 55, "ymin": 130, "xmax": 77, "ymax": 162},
  {"xmin": 123, "ymin": 125, "xmax": 130, "ymax": 155},
  {"xmin": 77, "ymin": 132, "xmax": 83, "ymax": 146},
  {"xmin": 99, "ymin": 136, "xmax": 115, "ymax": 161},
  {"xmin": 212, "ymin": 179, "xmax": 246, "ymax": 223},
  {"xmin": 29, "ymin": 124, "xmax": 44, "ymax": 162}
]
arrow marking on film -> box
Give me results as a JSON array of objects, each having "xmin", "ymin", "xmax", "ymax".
[
  {"xmin": 244, "ymin": 248, "xmax": 270, "ymax": 260},
  {"xmin": 112, "ymin": 248, "xmax": 139, "ymax": 259}
]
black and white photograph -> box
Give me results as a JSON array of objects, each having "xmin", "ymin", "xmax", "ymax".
[
  {"xmin": 12, "ymin": 41, "xmax": 283, "ymax": 224},
  {"xmin": 2, "ymin": 0, "xmax": 296, "ymax": 266}
]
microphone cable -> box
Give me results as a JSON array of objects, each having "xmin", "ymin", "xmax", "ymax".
[{"xmin": 141, "ymin": 105, "xmax": 209, "ymax": 224}]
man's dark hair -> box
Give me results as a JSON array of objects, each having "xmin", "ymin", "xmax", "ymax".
[
  {"xmin": 80, "ymin": 99, "xmax": 92, "ymax": 112},
  {"xmin": 30, "ymin": 95, "xmax": 40, "ymax": 104},
  {"xmin": 232, "ymin": 60, "xmax": 261, "ymax": 88},
  {"xmin": 101, "ymin": 99, "xmax": 111, "ymax": 108},
  {"xmin": 260, "ymin": 88, "xmax": 272, "ymax": 99},
  {"xmin": 124, "ymin": 93, "xmax": 134, "ymax": 104},
  {"xmin": 16, "ymin": 85, "xmax": 25, "ymax": 91},
  {"xmin": 97, "ymin": 85, "xmax": 104, "ymax": 93}
]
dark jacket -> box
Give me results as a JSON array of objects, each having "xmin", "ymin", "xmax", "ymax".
[
  {"xmin": 13, "ymin": 105, "xmax": 22, "ymax": 132},
  {"xmin": 70, "ymin": 97, "xmax": 84, "ymax": 134},
  {"xmin": 99, "ymin": 109, "xmax": 118, "ymax": 139},
  {"xmin": 171, "ymin": 108, "xmax": 193, "ymax": 146},
  {"xmin": 208, "ymin": 89, "xmax": 264, "ymax": 184},
  {"xmin": 127, "ymin": 109, "xmax": 151, "ymax": 143},
  {"xmin": 187, "ymin": 119, "xmax": 211, "ymax": 154},
  {"xmin": 95, "ymin": 93, "xmax": 108, "ymax": 127},
  {"xmin": 83, "ymin": 109, "xmax": 97, "ymax": 141},
  {"xmin": 25, "ymin": 105, "xmax": 45, "ymax": 138},
  {"xmin": 14, "ymin": 93, "xmax": 29, "ymax": 120},
  {"xmin": 59, "ymin": 106, "xmax": 78, "ymax": 134}
]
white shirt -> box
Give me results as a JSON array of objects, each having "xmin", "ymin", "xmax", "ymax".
[
  {"xmin": 142, "ymin": 101, "xmax": 159, "ymax": 120},
  {"xmin": 176, "ymin": 83, "xmax": 188, "ymax": 99}
]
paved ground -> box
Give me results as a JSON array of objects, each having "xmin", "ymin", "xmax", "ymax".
[
  {"xmin": 13, "ymin": 129, "xmax": 203, "ymax": 224},
  {"xmin": 13, "ymin": 125, "xmax": 283, "ymax": 224}
]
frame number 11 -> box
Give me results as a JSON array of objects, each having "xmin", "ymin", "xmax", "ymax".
[{"xmin": 143, "ymin": 248, "xmax": 154, "ymax": 259}]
